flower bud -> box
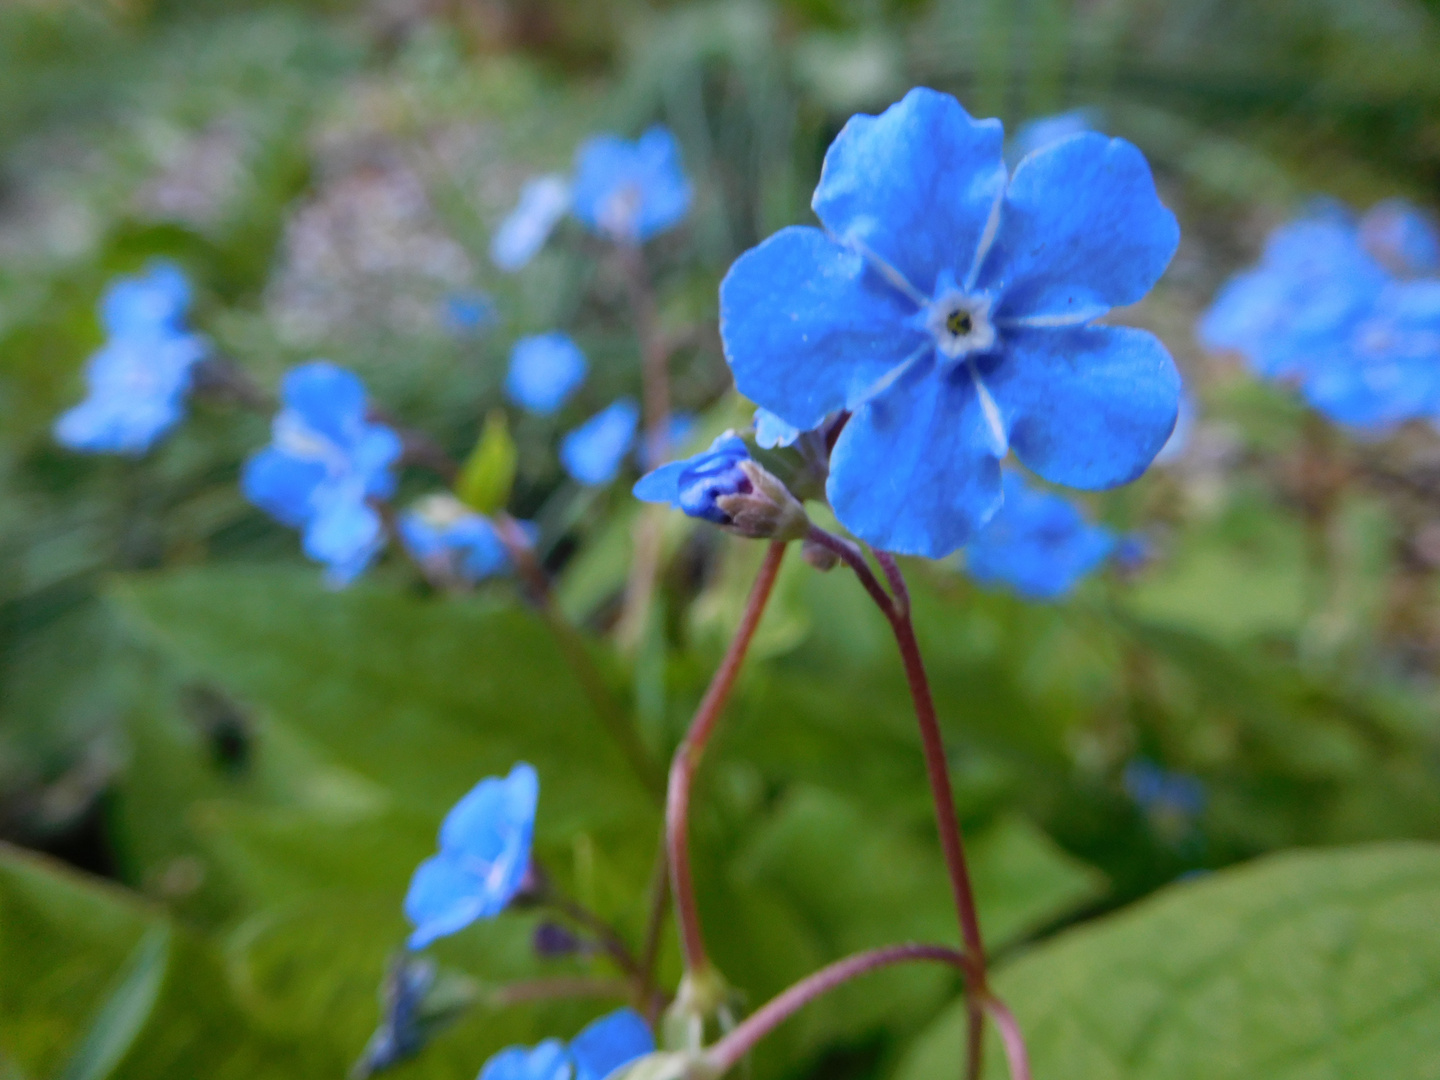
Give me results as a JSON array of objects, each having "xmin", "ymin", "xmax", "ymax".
[{"xmin": 713, "ymin": 459, "xmax": 809, "ymax": 541}]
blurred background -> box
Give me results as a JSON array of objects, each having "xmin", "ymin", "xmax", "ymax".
[{"xmin": 2, "ymin": 1, "xmax": 1440, "ymax": 1078}]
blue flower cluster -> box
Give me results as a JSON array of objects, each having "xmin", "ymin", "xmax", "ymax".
[
  {"xmin": 720, "ymin": 87, "xmax": 1181, "ymax": 559},
  {"xmin": 398, "ymin": 495, "xmax": 512, "ymax": 585},
  {"xmin": 491, "ymin": 126, "xmax": 691, "ymax": 271},
  {"xmin": 405, "ymin": 763, "xmax": 538, "ymax": 951},
  {"xmin": 479, "ymin": 1009, "xmax": 654, "ymax": 1080},
  {"xmin": 1201, "ymin": 201, "xmax": 1440, "ymax": 433},
  {"xmin": 963, "ymin": 472, "xmax": 1116, "ymax": 600},
  {"xmin": 242, "ymin": 362, "xmax": 402, "ymax": 586},
  {"xmin": 54, "ymin": 261, "xmax": 209, "ymax": 455}
]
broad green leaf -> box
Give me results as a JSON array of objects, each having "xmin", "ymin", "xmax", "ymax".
[
  {"xmin": 894, "ymin": 842, "xmax": 1440, "ymax": 1080},
  {"xmin": 456, "ymin": 410, "xmax": 518, "ymax": 516}
]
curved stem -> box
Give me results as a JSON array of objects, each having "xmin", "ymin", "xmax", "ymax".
[
  {"xmin": 668, "ymin": 541, "xmax": 788, "ymax": 975},
  {"xmin": 702, "ymin": 944, "xmax": 965, "ymax": 1076},
  {"xmin": 804, "ymin": 527, "xmax": 895, "ymax": 617},
  {"xmin": 983, "ymin": 995, "xmax": 1033, "ymax": 1080}
]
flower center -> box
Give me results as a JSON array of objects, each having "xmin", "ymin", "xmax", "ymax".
[{"xmin": 926, "ymin": 288, "xmax": 996, "ymax": 361}]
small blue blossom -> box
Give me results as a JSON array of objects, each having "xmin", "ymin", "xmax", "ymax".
[
  {"xmin": 398, "ymin": 495, "xmax": 512, "ymax": 584},
  {"xmin": 1360, "ymin": 198, "xmax": 1440, "ymax": 277},
  {"xmin": 442, "ymin": 291, "xmax": 496, "ymax": 337},
  {"xmin": 634, "ymin": 434, "xmax": 752, "ymax": 525},
  {"xmin": 1123, "ymin": 759, "xmax": 1206, "ymax": 819},
  {"xmin": 491, "ymin": 174, "xmax": 573, "ymax": 272},
  {"xmin": 720, "ymin": 88, "xmax": 1181, "ymax": 558},
  {"xmin": 1199, "ymin": 210, "xmax": 1388, "ymax": 382},
  {"xmin": 561, "ymin": 399, "xmax": 640, "ymax": 486},
  {"xmin": 571, "ymin": 127, "xmax": 691, "ymax": 245},
  {"xmin": 506, "ymin": 333, "xmax": 589, "ymax": 415},
  {"xmin": 477, "ymin": 1010, "xmax": 654, "ymax": 1080},
  {"xmin": 54, "ymin": 262, "xmax": 208, "ymax": 455},
  {"xmin": 241, "ymin": 362, "xmax": 402, "ymax": 586},
  {"xmin": 405, "ymin": 763, "xmax": 538, "ymax": 951},
  {"xmin": 963, "ymin": 472, "xmax": 1115, "ymax": 600}
]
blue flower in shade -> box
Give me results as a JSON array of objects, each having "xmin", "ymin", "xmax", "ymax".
[
  {"xmin": 241, "ymin": 362, "xmax": 402, "ymax": 586},
  {"xmin": 398, "ymin": 494, "xmax": 511, "ymax": 583},
  {"xmin": 1123, "ymin": 759, "xmax": 1205, "ymax": 819},
  {"xmin": 720, "ymin": 88, "xmax": 1181, "ymax": 559},
  {"xmin": 54, "ymin": 262, "xmax": 208, "ymax": 455},
  {"xmin": 405, "ymin": 763, "xmax": 538, "ymax": 951},
  {"xmin": 561, "ymin": 399, "xmax": 640, "ymax": 486},
  {"xmin": 492, "ymin": 175, "xmax": 573, "ymax": 271},
  {"xmin": 478, "ymin": 1010, "xmax": 654, "ymax": 1080},
  {"xmin": 506, "ymin": 333, "xmax": 588, "ymax": 415},
  {"xmin": 634, "ymin": 434, "xmax": 751, "ymax": 524},
  {"xmin": 963, "ymin": 472, "xmax": 1115, "ymax": 600},
  {"xmin": 1199, "ymin": 210, "xmax": 1389, "ymax": 382},
  {"xmin": 571, "ymin": 127, "xmax": 691, "ymax": 245},
  {"xmin": 1360, "ymin": 198, "xmax": 1440, "ymax": 277},
  {"xmin": 443, "ymin": 291, "xmax": 495, "ymax": 337}
]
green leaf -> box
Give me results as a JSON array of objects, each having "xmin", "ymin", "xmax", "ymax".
[
  {"xmin": 894, "ymin": 842, "xmax": 1440, "ymax": 1080},
  {"xmin": 456, "ymin": 410, "xmax": 518, "ymax": 515},
  {"xmin": 61, "ymin": 926, "xmax": 171, "ymax": 1080}
]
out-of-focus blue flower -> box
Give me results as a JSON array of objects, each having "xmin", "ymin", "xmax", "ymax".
[
  {"xmin": 754, "ymin": 407, "xmax": 802, "ymax": 449},
  {"xmin": 506, "ymin": 333, "xmax": 588, "ymax": 415},
  {"xmin": 1007, "ymin": 108, "xmax": 1095, "ymax": 164},
  {"xmin": 1360, "ymin": 198, "xmax": 1440, "ymax": 277},
  {"xmin": 634, "ymin": 434, "xmax": 752, "ymax": 525},
  {"xmin": 569, "ymin": 1010, "xmax": 654, "ymax": 1080},
  {"xmin": 1111, "ymin": 533, "xmax": 1153, "ymax": 572},
  {"xmin": 1123, "ymin": 759, "xmax": 1206, "ymax": 818},
  {"xmin": 398, "ymin": 495, "xmax": 511, "ymax": 584},
  {"xmin": 405, "ymin": 763, "xmax": 538, "ymax": 951},
  {"xmin": 571, "ymin": 127, "xmax": 691, "ymax": 244},
  {"xmin": 477, "ymin": 1010, "xmax": 654, "ymax": 1080},
  {"xmin": 720, "ymin": 88, "xmax": 1180, "ymax": 559},
  {"xmin": 354, "ymin": 955, "xmax": 435, "ymax": 1076},
  {"xmin": 561, "ymin": 399, "xmax": 640, "ymax": 486},
  {"xmin": 963, "ymin": 472, "xmax": 1115, "ymax": 600},
  {"xmin": 241, "ymin": 362, "xmax": 402, "ymax": 586},
  {"xmin": 491, "ymin": 175, "xmax": 573, "ymax": 272},
  {"xmin": 1199, "ymin": 212, "xmax": 1388, "ymax": 381},
  {"xmin": 442, "ymin": 291, "xmax": 495, "ymax": 337},
  {"xmin": 55, "ymin": 261, "xmax": 208, "ymax": 455},
  {"xmin": 1302, "ymin": 280, "xmax": 1440, "ymax": 431},
  {"xmin": 638, "ymin": 412, "xmax": 697, "ymax": 469},
  {"xmin": 100, "ymin": 260, "xmax": 193, "ymax": 336}
]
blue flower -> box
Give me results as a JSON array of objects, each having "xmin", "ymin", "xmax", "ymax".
[
  {"xmin": 1199, "ymin": 210, "xmax": 1388, "ymax": 382},
  {"xmin": 1360, "ymin": 198, "xmax": 1440, "ymax": 277},
  {"xmin": 963, "ymin": 472, "xmax": 1115, "ymax": 600},
  {"xmin": 561, "ymin": 399, "xmax": 640, "ymax": 486},
  {"xmin": 405, "ymin": 762, "xmax": 538, "ymax": 951},
  {"xmin": 506, "ymin": 333, "xmax": 588, "ymax": 415},
  {"xmin": 241, "ymin": 362, "xmax": 402, "ymax": 586},
  {"xmin": 720, "ymin": 88, "xmax": 1181, "ymax": 559},
  {"xmin": 354, "ymin": 955, "xmax": 435, "ymax": 1076},
  {"xmin": 1123, "ymin": 759, "xmax": 1205, "ymax": 818},
  {"xmin": 754, "ymin": 408, "xmax": 802, "ymax": 449},
  {"xmin": 443, "ymin": 291, "xmax": 496, "ymax": 336},
  {"xmin": 491, "ymin": 175, "xmax": 573, "ymax": 272},
  {"xmin": 1007, "ymin": 108, "xmax": 1096, "ymax": 164},
  {"xmin": 54, "ymin": 262, "xmax": 208, "ymax": 455},
  {"xmin": 634, "ymin": 434, "xmax": 752, "ymax": 525},
  {"xmin": 477, "ymin": 1010, "xmax": 654, "ymax": 1080},
  {"xmin": 571, "ymin": 127, "xmax": 692, "ymax": 245},
  {"xmin": 398, "ymin": 495, "xmax": 512, "ymax": 583}
]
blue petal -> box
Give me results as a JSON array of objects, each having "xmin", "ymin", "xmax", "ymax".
[
  {"xmin": 812, "ymin": 88, "xmax": 1005, "ymax": 297},
  {"xmin": 720, "ymin": 226, "xmax": 924, "ymax": 431},
  {"xmin": 965, "ymin": 473, "xmax": 1114, "ymax": 600},
  {"xmin": 1360, "ymin": 198, "xmax": 1440, "ymax": 277},
  {"xmin": 478, "ymin": 1041, "xmax": 573, "ymax": 1080},
  {"xmin": 282, "ymin": 361, "xmax": 369, "ymax": 445},
  {"xmin": 304, "ymin": 483, "xmax": 385, "ymax": 584},
  {"xmin": 754, "ymin": 408, "xmax": 801, "ymax": 448},
  {"xmin": 981, "ymin": 134, "xmax": 1178, "ymax": 324},
  {"xmin": 491, "ymin": 175, "xmax": 572, "ymax": 272},
  {"xmin": 987, "ymin": 325, "xmax": 1180, "ymax": 489},
  {"xmin": 561, "ymin": 400, "xmax": 640, "ymax": 486},
  {"xmin": 100, "ymin": 260, "xmax": 192, "ymax": 336},
  {"xmin": 571, "ymin": 127, "xmax": 691, "ymax": 244},
  {"xmin": 354, "ymin": 426, "xmax": 404, "ymax": 500},
  {"xmin": 439, "ymin": 763, "xmax": 538, "ymax": 867},
  {"xmin": 241, "ymin": 447, "xmax": 325, "ymax": 528},
  {"xmin": 1007, "ymin": 109, "xmax": 1095, "ymax": 165},
  {"xmin": 827, "ymin": 361, "xmax": 1003, "ymax": 558},
  {"xmin": 507, "ymin": 333, "xmax": 589, "ymax": 415},
  {"xmin": 570, "ymin": 1009, "xmax": 655, "ymax": 1080},
  {"xmin": 632, "ymin": 460, "xmax": 687, "ymax": 506},
  {"xmin": 404, "ymin": 854, "xmax": 490, "ymax": 950}
]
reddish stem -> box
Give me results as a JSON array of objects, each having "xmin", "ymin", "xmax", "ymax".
[
  {"xmin": 702, "ymin": 944, "xmax": 966, "ymax": 1075},
  {"xmin": 984, "ymin": 995, "xmax": 1033, "ymax": 1080},
  {"xmin": 668, "ymin": 541, "xmax": 788, "ymax": 974}
]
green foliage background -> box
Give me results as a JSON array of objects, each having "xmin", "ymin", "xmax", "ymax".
[{"xmin": 2, "ymin": 1, "xmax": 1440, "ymax": 1078}]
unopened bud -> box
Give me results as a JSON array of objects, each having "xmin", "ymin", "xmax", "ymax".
[
  {"xmin": 714, "ymin": 460, "xmax": 809, "ymax": 542},
  {"xmin": 801, "ymin": 538, "xmax": 840, "ymax": 570}
]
